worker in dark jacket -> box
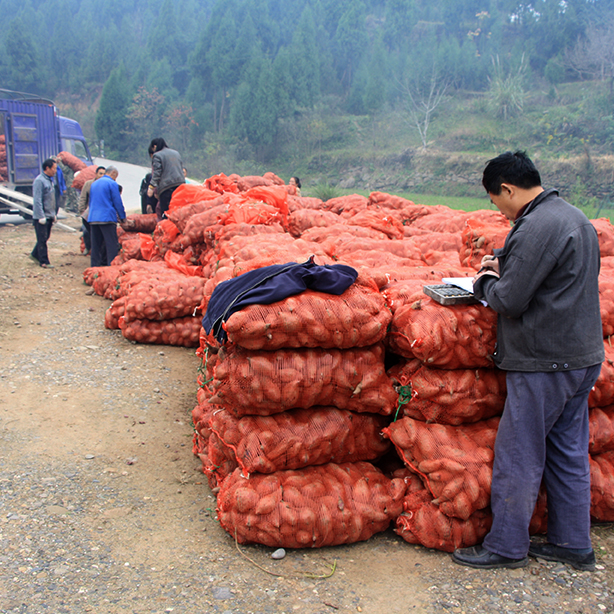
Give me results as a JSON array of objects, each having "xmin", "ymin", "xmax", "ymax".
[
  {"xmin": 30, "ymin": 158, "xmax": 57, "ymax": 268},
  {"xmin": 88, "ymin": 166, "xmax": 127, "ymax": 267},
  {"xmin": 453, "ymin": 151, "xmax": 604, "ymax": 571},
  {"xmin": 146, "ymin": 137, "xmax": 185, "ymax": 219}
]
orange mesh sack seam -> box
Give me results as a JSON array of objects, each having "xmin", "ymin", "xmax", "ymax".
[
  {"xmin": 209, "ymin": 407, "xmax": 391, "ymax": 475},
  {"xmin": 589, "ymin": 406, "xmax": 614, "ymax": 455},
  {"xmin": 217, "ymin": 461, "xmax": 406, "ymax": 547},
  {"xmin": 383, "ymin": 416, "xmax": 499, "ymax": 520},
  {"xmin": 209, "ymin": 344, "xmax": 397, "ymax": 417},
  {"xmin": 223, "ymin": 276, "xmax": 390, "ymax": 350}
]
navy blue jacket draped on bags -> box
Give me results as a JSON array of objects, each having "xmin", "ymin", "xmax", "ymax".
[{"xmin": 202, "ymin": 257, "xmax": 358, "ymax": 344}]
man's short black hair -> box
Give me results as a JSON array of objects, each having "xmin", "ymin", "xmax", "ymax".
[
  {"xmin": 96, "ymin": 166, "xmax": 106, "ymax": 173},
  {"xmin": 42, "ymin": 158, "xmax": 56, "ymax": 171},
  {"xmin": 482, "ymin": 150, "xmax": 542, "ymax": 195},
  {"xmin": 149, "ymin": 137, "xmax": 167, "ymax": 152}
]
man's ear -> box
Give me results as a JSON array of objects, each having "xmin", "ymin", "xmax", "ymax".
[{"xmin": 500, "ymin": 183, "xmax": 514, "ymax": 198}]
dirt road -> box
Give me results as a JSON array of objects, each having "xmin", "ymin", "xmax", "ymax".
[{"xmin": 0, "ymin": 217, "xmax": 613, "ymax": 614}]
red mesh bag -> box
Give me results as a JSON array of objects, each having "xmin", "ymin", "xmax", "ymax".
[
  {"xmin": 164, "ymin": 250, "xmax": 203, "ymax": 277},
  {"xmin": 287, "ymin": 195, "xmax": 325, "ymax": 211},
  {"xmin": 599, "ymin": 274, "xmax": 614, "ymax": 337},
  {"xmin": 217, "ymin": 462, "xmax": 405, "ymax": 547},
  {"xmin": 326, "ymin": 194, "xmax": 369, "ymax": 216},
  {"xmin": 204, "ymin": 432, "xmax": 239, "ymax": 487},
  {"xmin": 112, "ymin": 264, "xmax": 185, "ymax": 300},
  {"xmin": 57, "ymin": 151, "xmax": 87, "ymax": 172},
  {"xmin": 589, "ymin": 342, "xmax": 614, "ymax": 408},
  {"xmin": 301, "ymin": 225, "xmax": 390, "ymax": 243},
  {"xmin": 410, "ymin": 210, "xmax": 467, "ymax": 233},
  {"xmin": 166, "ymin": 197, "xmax": 224, "ymax": 232},
  {"xmin": 209, "ymin": 343, "xmax": 397, "ymax": 417},
  {"xmin": 169, "ymin": 184, "xmax": 220, "ymax": 210},
  {"xmin": 139, "ymin": 234, "xmax": 158, "ymax": 261},
  {"xmin": 118, "ymin": 233, "xmax": 144, "ymax": 261},
  {"xmin": 459, "ymin": 218, "xmax": 511, "ymax": 270},
  {"xmin": 592, "ymin": 218, "xmax": 614, "ymax": 258},
  {"xmin": 122, "ymin": 213, "xmax": 158, "ymax": 234},
  {"xmin": 383, "ymin": 416, "xmax": 499, "ymax": 520},
  {"xmin": 119, "ymin": 315, "xmax": 201, "ymax": 347},
  {"xmin": 223, "ymin": 276, "xmax": 390, "ymax": 350},
  {"xmin": 590, "ymin": 451, "xmax": 614, "ymax": 521},
  {"xmin": 236, "ymin": 175, "xmax": 274, "ymax": 191},
  {"xmin": 205, "ymin": 172, "xmax": 239, "ymax": 194},
  {"xmin": 287, "ymin": 209, "xmax": 341, "ymax": 237},
  {"xmin": 396, "ymin": 488, "xmax": 492, "ymax": 552},
  {"xmin": 243, "ymin": 186, "xmax": 289, "ymax": 224},
  {"xmin": 84, "ymin": 265, "xmax": 123, "ymax": 297},
  {"xmin": 180, "ymin": 204, "xmax": 229, "ymax": 246},
  {"xmin": 589, "ymin": 406, "xmax": 614, "ymax": 455},
  {"xmin": 72, "ymin": 165, "xmax": 98, "ymax": 190},
  {"xmin": 344, "ymin": 209, "xmax": 405, "ymax": 239},
  {"xmin": 368, "ymin": 192, "xmax": 418, "ymax": 213},
  {"xmin": 153, "ymin": 219, "xmax": 181, "ymax": 255},
  {"xmin": 388, "ymin": 296, "xmax": 497, "ymax": 368},
  {"xmin": 389, "ymin": 363, "xmax": 506, "ymax": 425},
  {"xmin": 105, "ymin": 296, "xmax": 126, "ymax": 330},
  {"xmin": 383, "ymin": 280, "xmax": 440, "ymax": 313},
  {"xmin": 263, "ymin": 171, "xmax": 284, "ymax": 185},
  {"xmin": 396, "ymin": 482, "xmax": 548, "ymax": 551},
  {"xmin": 224, "ymin": 200, "xmax": 282, "ymax": 226},
  {"xmin": 210, "ymin": 407, "xmax": 391, "ymax": 475},
  {"xmin": 409, "ymin": 232, "xmax": 463, "ymax": 266},
  {"xmin": 122, "ymin": 276, "xmax": 205, "ymax": 322},
  {"xmin": 325, "ymin": 237, "xmax": 422, "ymax": 261}
]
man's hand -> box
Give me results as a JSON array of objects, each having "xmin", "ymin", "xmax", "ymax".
[
  {"xmin": 147, "ymin": 186, "xmax": 154, "ymax": 198},
  {"xmin": 38, "ymin": 218, "xmax": 47, "ymax": 225},
  {"xmin": 479, "ymin": 255, "xmax": 500, "ymax": 275}
]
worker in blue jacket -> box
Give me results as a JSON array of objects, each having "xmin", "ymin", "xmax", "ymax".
[{"xmin": 88, "ymin": 166, "xmax": 127, "ymax": 267}]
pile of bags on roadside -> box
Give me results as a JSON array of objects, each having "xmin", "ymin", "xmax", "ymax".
[{"xmin": 82, "ymin": 170, "xmax": 614, "ymax": 552}]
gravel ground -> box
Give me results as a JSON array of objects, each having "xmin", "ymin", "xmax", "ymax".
[{"xmin": 0, "ymin": 217, "xmax": 613, "ymax": 614}]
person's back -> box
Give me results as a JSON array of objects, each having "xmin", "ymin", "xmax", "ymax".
[{"xmin": 89, "ymin": 174, "xmax": 125, "ymax": 223}]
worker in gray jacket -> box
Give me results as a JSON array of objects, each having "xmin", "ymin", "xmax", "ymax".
[
  {"xmin": 146, "ymin": 137, "xmax": 185, "ymax": 219},
  {"xmin": 453, "ymin": 150, "xmax": 604, "ymax": 571},
  {"xmin": 30, "ymin": 158, "xmax": 58, "ymax": 268}
]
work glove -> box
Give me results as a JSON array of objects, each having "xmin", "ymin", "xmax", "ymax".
[{"xmin": 38, "ymin": 218, "xmax": 47, "ymax": 225}]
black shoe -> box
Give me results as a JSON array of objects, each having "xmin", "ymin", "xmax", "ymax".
[
  {"xmin": 528, "ymin": 541, "xmax": 596, "ymax": 571},
  {"xmin": 452, "ymin": 545, "xmax": 529, "ymax": 569}
]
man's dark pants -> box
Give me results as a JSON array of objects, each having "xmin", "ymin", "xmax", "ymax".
[
  {"xmin": 155, "ymin": 185, "xmax": 180, "ymax": 220},
  {"xmin": 483, "ymin": 364, "xmax": 601, "ymax": 559},
  {"xmin": 31, "ymin": 219, "xmax": 53, "ymax": 265},
  {"xmin": 90, "ymin": 223, "xmax": 118, "ymax": 267}
]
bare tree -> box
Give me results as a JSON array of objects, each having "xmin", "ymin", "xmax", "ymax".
[
  {"xmin": 400, "ymin": 68, "xmax": 449, "ymax": 150},
  {"xmin": 565, "ymin": 18, "xmax": 614, "ymax": 94}
]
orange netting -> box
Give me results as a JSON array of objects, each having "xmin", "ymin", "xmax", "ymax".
[
  {"xmin": 57, "ymin": 151, "xmax": 87, "ymax": 172},
  {"xmin": 223, "ymin": 275, "xmax": 390, "ymax": 350},
  {"xmin": 217, "ymin": 462, "xmax": 405, "ymax": 547},
  {"xmin": 209, "ymin": 344, "xmax": 397, "ymax": 417},
  {"xmin": 383, "ymin": 416, "xmax": 499, "ymax": 520},
  {"xmin": 600, "ymin": 274, "xmax": 614, "ymax": 337},
  {"xmin": 589, "ymin": 406, "xmax": 614, "ymax": 454},
  {"xmin": 287, "ymin": 209, "xmax": 341, "ymax": 237},
  {"xmin": 209, "ymin": 407, "xmax": 391, "ymax": 475},
  {"xmin": 72, "ymin": 165, "xmax": 98, "ymax": 190},
  {"xmin": 167, "ymin": 197, "xmax": 224, "ymax": 232},
  {"xmin": 104, "ymin": 296, "xmax": 125, "ymax": 330},
  {"xmin": 459, "ymin": 218, "xmax": 511, "ymax": 270},
  {"xmin": 590, "ymin": 451, "xmax": 614, "ymax": 521},
  {"xmin": 325, "ymin": 194, "xmax": 369, "ymax": 216},
  {"xmin": 387, "ymin": 296, "xmax": 497, "ymax": 368},
  {"xmin": 118, "ymin": 315, "xmax": 201, "ymax": 347},
  {"xmin": 168, "ymin": 184, "xmax": 221, "ymax": 210},
  {"xmin": 589, "ymin": 342, "xmax": 614, "ymax": 408},
  {"xmin": 592, "ymin": 218, "xmax": 614, "ymax": 258},
  {"xmin": 122, "ymin": 276, "xmax": 205, "ymax": 322},
  {"xmin": 345, "ymin": 209, "xmax": 405, "ymax": 239},
  {"xmin": 123, "ymin": 213, "xmax": 158, "ymax": 234},
  {"xmin": 389, "ymin": 363, "xmax": 506, "ymax": 425}
]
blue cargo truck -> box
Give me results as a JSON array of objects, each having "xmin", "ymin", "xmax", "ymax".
[{"xmin": 0, "ymin": 88, "xmax": 93, "ymax": 215}]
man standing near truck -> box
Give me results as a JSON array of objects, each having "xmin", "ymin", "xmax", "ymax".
[
  {"xmin": 88, "ymin": 166, "xmax": 126, "ymax": 267},
  {"xmin": 452, "ymin": 151, "xmax": 604, "ymax": 571},
  {"xmin": 30, "ymin": 158, "xmax": 57, "ymax": 269}
]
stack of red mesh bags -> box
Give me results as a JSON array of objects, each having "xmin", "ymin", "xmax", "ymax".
[
  {"xmin": 81, "ymin": 171, "xmax": 614, "ymax": 552},
  {"xmin": 0, "ymin": 135, "xmax": 7, "ymax": 181}
]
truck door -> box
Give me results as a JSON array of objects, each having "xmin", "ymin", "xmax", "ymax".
[{"xmin": 8, "ymin": 112, "xmax": 40, "ymax": 184}]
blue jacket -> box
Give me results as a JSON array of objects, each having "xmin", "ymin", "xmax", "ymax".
[
  {"xmin": 203, "ymin": 257, "xmax": 358, "ymax": 343},
  {"xmin": 88, "ymin": 175, "xmax": 126, "ymax": 223},
  {"xmin": 55, "ymin": 166, "xmax": 66, "ymax": 194}
]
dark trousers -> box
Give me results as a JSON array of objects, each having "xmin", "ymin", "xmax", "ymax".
[
  {"xmin": 483, "ymin": 364, "xmax": 601, "ymax": 559},
  {"xmin": 31, "ymin": 219, "xmax": 53, "ymax": 265},
  {"xmin": 156, "ymin": 185, "xmax": 180, "ymax": 220},
  {"xmin": 82, "ymin": 219, "xmax": 91, "ymax": 252},
  {"xmin": 90, "ymin": 223, "xmax": 119, "ymax": 267}
]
